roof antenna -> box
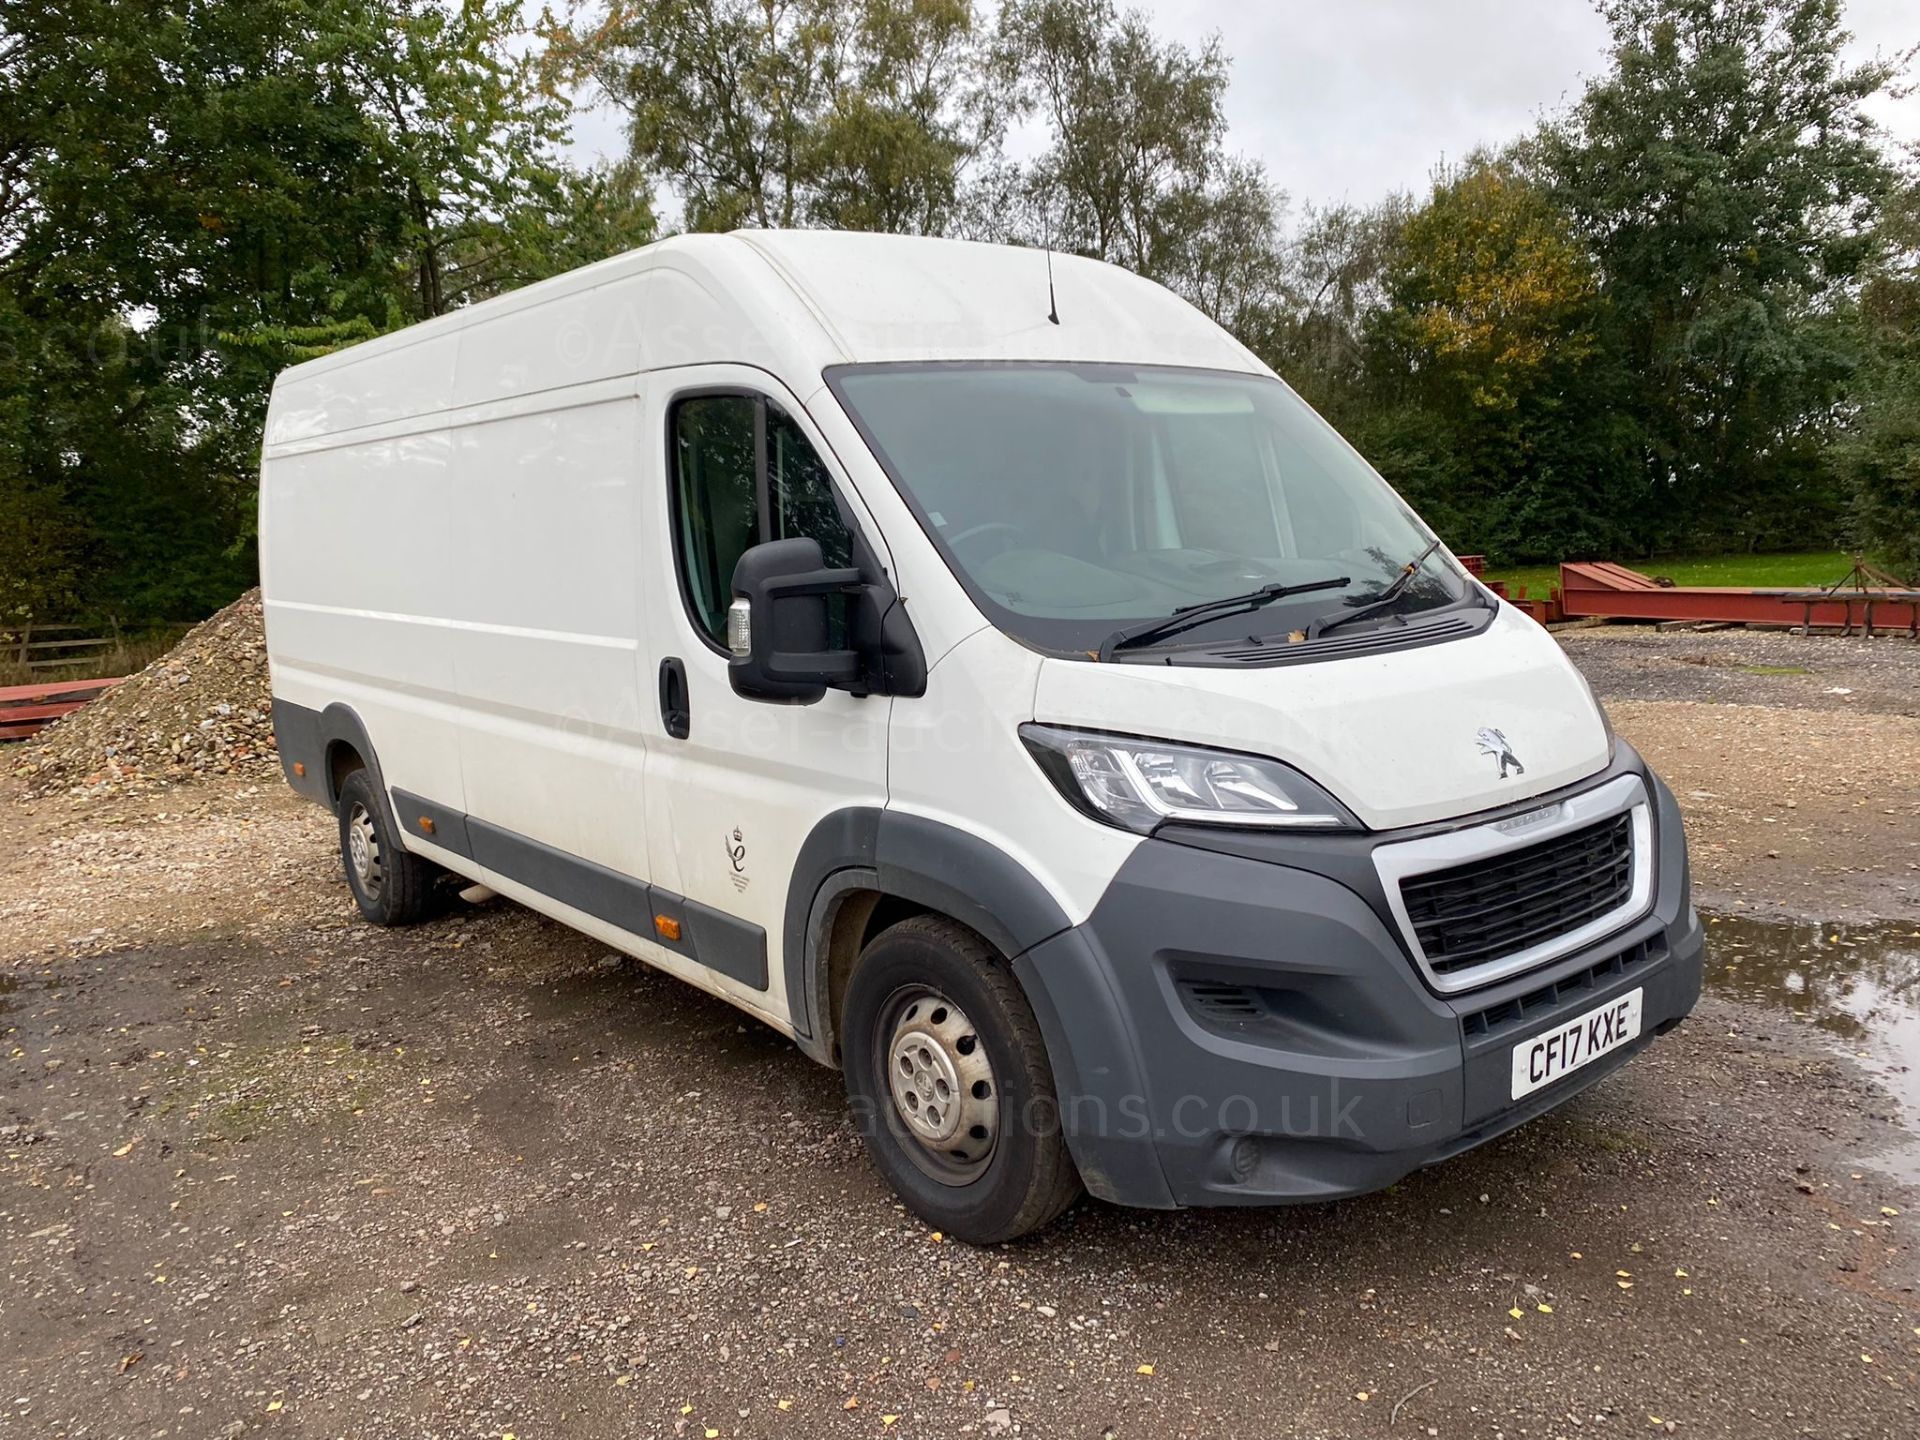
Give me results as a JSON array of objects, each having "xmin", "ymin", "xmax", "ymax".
[{"xmin": 1043, "ymin": 217, "xmax": 1061, "ymax": 325}]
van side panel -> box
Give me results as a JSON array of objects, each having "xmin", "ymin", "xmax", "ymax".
[
  {"xmin": 263, "ymin": 333, "xmax": 457, "ymax": 447},
  {"xmin": 440, "ymin": 390, "xmax": 652, "ymax": 882},
  {"xmin": 260, "ymin": 426, "xmax": 467, "ymax": 813},
  {"xmin": 451, "ymin": 274, "xmax": 648, "ymax": 407}
]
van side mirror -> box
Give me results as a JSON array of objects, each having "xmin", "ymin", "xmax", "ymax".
[{"xmin": 728, "ymin": 537, "xmax": 865, "ymax": 702}]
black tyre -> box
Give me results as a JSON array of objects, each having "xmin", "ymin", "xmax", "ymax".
[
  {"xmin": 336, "ymin": 768, "xmax": 438, "ymax": 926},
  {"xmin": 842, "ymin": 915, "xmax": 1082, "ymax": 1243}
]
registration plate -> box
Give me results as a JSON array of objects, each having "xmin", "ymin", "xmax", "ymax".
[{"xmin": 1510, "ymin": 988, "xmax": 1643, "ymax": 1100}]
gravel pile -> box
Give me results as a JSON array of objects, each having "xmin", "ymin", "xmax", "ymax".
[{"xmin": 11, "ymin": 588, "xmax": 276, "ymax": 796}]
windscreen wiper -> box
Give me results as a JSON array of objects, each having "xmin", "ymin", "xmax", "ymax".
[
  {"xmin": 1306, "ymin": 537, "xmax": 1446, "ymax": 640},
  {"xmin": 1098, "ymin": 576, "xmax": 1351, "ymax": 662}
]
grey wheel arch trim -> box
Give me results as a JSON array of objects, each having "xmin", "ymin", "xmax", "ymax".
[
  {"xmin": 271, "ymin": 697, "xmax": 327, "ymax": 805},
  {"xmin": 316, "ymin": 703, "xmax": 384, "ymax": 806},
  {"xmin": 783, "ymin": 808, "xmax": 1076, "ymax": 1062},
  {"xmin": 277, "ymin": 699, "xmax": 428, "ymax": 882},
  {"xmin": 274, "ymin": 696, "xmax": 401, "ymax": 835},
  {"xmin": 320, "ymin": 706, "xmax": 431, "ymax": 879},
  {"xmin": 783, "ymin": 807, "xmax": 1174, "ymax": 1207}
]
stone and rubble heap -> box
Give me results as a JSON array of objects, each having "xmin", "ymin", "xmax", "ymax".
[{"xmin": 13, "ymin": 589, "xmax": 277, "ymax": 796}]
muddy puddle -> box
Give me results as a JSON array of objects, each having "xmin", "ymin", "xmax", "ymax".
[{"xmin": 1704, "ymin": 912, "xmax": 1920, "ymax": 1172}]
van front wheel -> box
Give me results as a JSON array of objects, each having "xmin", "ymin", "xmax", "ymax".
[
  {"xmin": 842, "ymin": 916, "xmax": 1082, "ymax": 1243},
  {"xmin": 336, "ymin": 769, "xmax": 437, "ymax": 926}
]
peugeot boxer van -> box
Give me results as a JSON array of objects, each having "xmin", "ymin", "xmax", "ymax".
[{"xmin": 260, "ymin": 230, "xmax": 1704, "ymax": 1242}]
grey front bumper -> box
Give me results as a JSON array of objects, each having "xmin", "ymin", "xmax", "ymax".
[{"xmin": 1014, "ymin": 749, "xmax": 1704, "ymax": 1210}]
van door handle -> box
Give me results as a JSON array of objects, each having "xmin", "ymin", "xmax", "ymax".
[{"xmin": 658, "ymin": 657, "xmax": 691, "ymax": 739}]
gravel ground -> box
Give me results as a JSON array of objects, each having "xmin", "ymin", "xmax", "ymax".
[
  {"xmin": 1559, "ymin": 625, "xmax": 1920, "ymax": 925},
  {"xmin": 5, "ymin": 631, "xmax": 1920, "ymax": 1440},
  {"xmin": 1602, "ymin": 701, "xmax": 1920, "ymax": 924},
  {"xmin": 1559, "ymin": 623, "xmax": 1920, "ymax": 717}
]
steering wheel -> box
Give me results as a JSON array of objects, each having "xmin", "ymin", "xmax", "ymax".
[{"xmin": 945, "ymin": 520, "xmax": 1025, "ymax": 557}]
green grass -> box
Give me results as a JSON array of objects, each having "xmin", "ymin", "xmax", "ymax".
[{"xmin": 1482, "ymin": 549, "xmax": 1859, "ymax": 601}]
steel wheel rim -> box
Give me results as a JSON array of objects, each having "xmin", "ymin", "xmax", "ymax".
[
  {"xmin": 880, "ymin": 986, "xmax": 999, "ymax": 1185},
  {"xmin": 347, "ymin": 801, "xmax": 383, "ymax": 894}
]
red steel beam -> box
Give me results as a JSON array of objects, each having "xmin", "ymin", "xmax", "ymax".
[
  {"xmin": 0, "ymin": 675, "xmax": 123, "ymax": 742},
  {"xmin": 1561, "ymin": 560, "xmax": 1665, "ymax": 593},
  {"xmin": 0, "ymin": 676, "xmax": 122, "ymax": 703},
  {"xmin": 1558, "ymin": 565, "xmax": 1919, "ymax": 630}
]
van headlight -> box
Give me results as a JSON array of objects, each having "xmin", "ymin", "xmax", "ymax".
[{"xmin": 1019, "ymin": 724, "xmax": 1358, "ymax": 834}]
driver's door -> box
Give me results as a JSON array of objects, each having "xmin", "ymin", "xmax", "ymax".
[{"xmin": 639, "ymin": 367, "xmax": 892, "ymax": 1030}]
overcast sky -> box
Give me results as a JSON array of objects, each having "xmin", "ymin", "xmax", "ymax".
[{"xmin": 566, "ymin": 0, "xmax": 1918, "ymax": 213}]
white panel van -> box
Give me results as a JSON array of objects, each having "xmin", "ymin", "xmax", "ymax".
[{"xmin": 260, "ymin": 231, "xmax": 1703, "ymax": 1241}]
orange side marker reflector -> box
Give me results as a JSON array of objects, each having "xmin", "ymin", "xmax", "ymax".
[
  {"xmin": 654, "ymin": 915, "xmax": 682, "ymax": 942},
  {"xmin": 418, "ymin": 816, "xmax": 436, "ymax": 835},
  {"xmin": 292, "ymin": 761, "xmax": 306, "ymax": 777}
]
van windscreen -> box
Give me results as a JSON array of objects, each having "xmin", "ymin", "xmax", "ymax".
[{"xmin": 828, "ymin": 363, "xmax": 1472, "ymax": 659}]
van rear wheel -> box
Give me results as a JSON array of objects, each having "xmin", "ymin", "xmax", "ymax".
[
  {"xmin": 336, "ymin": 769, "xmax": 437, "ymax": 926},
  {"xmin": 842, "ymin": 916, "xmax": 1082, "ymax": 1243}
]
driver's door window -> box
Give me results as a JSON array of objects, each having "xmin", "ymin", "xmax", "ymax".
[{"xmin": 671, "ymin": 393, "xmax": 855, "ymax": 648}]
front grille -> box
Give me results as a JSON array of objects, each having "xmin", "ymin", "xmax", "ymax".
[
  {"xmin": 1461, "ymin": 936, "xmax": 1664, "ymax": 1039},
  {"xmin": 1399, "ymin": 813, "xmax": 1634, "ymax": 979}
]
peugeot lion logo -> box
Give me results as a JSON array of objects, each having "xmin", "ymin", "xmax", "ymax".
[{"xmin": 1476, "ymin": 726, "xmax": 1525, "ymax": 780}]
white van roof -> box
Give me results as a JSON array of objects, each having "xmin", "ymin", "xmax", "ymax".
[
  {"xmin": 735, "ymin": 230, "xmax": 1264, "ymax": 370},
  {"xmin": 264, "ymin": 231, "xmax": 1267, "ymax": 448}
]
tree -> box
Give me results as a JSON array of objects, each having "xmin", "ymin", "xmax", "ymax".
[
  {"xmin": 325, "ymin": 0, "xmax": 577, "ymax": 319},
  {"xmin": 805, "ymin": 0, "xmax": 992, "ymax": 233},
  {"xmin": 992, "ymin": 0, "xmax": 1223, "ymax": 270},
  {"xmin": 1391, "ymin": 160, "xmax": 1599, "ymax": 414},
  {"xmin": 1530, "ymin": 0, "xmax": 1898, "ymax": 550},
  {"xmin": 547, "ymin": 0, "xmax": 989, "ymax": 235},
  {"xmin": 1369, "ymin": 157, "xmax": 1635, "ymax": 560},
  {"xmin": 1845, "ymin": 155, "xmax": 1920, "ymax": 577},
  {"xmin": 987, "ymin": 0, "xmax": 1287, "ymax": 333},
  {"xmin": 0, "ymin": 1, "xmax": 644, "ymax": 624},
  {"xmin": 1159, "ymin": 157, "xmax": 1290, "ymax": 345},
  {"xmin": 497, "ymin": 158, "xmax": 660, "ymax": 285},
  {"xmin": 0, "ymin": 293, "xmax": 84, "ymax": 623},
  {"xmin": 1261, "ymin": 199, "xmax": 1408, "ymax": 421}
]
